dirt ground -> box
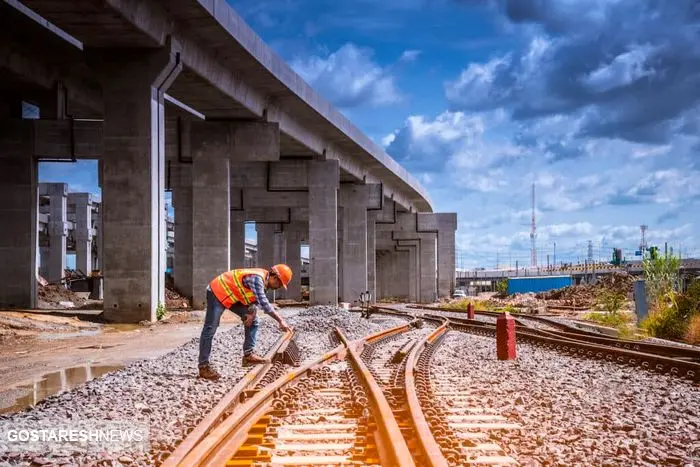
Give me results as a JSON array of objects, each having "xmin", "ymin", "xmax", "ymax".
[{"xmin": 0, "ymin": 310, "xmax": 241, "ymax": 394}]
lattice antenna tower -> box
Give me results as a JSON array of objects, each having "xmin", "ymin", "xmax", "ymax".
[
  {"xmin": 530, "ymin": 182, "xmax": 537, "ymax": 267},
  {"xmin": 640, "ymin": 225, "xmax": 648, "ymax": 253}
]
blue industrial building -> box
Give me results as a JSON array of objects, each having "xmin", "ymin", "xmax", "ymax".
[{"xmin": 507, "ymin": 276, "xmax": 574, "ymax": 295}]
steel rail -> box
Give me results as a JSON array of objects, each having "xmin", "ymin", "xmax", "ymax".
[
  {"xmin": 170, "ymin": 321, "xmax": 415, "ymax": 466},
  {"xmin": 444, "ymin": 319, "xmax": 700, "ymax": 382},
  {"xmin": 404, "ymin": 319, "xmax": 450, "ymax": 467},
  {"xmin": 161, "ymin": 329, "xmax": 294, "ymax": 467},
  {"xmin": 335, "ymin": 326, "xmax": 417, "ymax": 467}
]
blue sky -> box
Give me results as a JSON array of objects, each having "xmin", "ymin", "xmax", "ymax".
[{"xmin": 40, "ymin": 0, "xmax": 700, "ymax": 269}]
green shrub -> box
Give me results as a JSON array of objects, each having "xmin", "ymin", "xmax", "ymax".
[
  {"xmin": 495, "ymin": 279, "xmax": 508, "ymax": 294},
  {"xmin": 596, "ymin": 289, "xmax": 626, "ymax": 314},
  {"xmin": 443, "ymin": 299, "xmax": 489, "ymax": 311},
  {"xmin": 583, "ymin": 311, "xmax": 633, "ymax": 328},
  {"xmin": 641, "ymin": 291, "xmax": 688, "ymax": 340},
  {"xmin": 156, "ymin": 302, "xmax": 167, "ymax": 321}
]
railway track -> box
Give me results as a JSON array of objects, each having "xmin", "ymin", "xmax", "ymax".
[
  {"xmin": 163, "ymin": 321, "xmax": 422, "ymax": 466},
  {"xmin": 373, "ymin": 305, "xmax": 700, "ymax": 382}
]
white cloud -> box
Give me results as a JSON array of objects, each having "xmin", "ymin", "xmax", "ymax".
[
  {"xmin": 399, "ymin": 49, "xmax": 421, "ymax": 62},
  {"xmin": 582, "ymin": 44, "xmax": 657, "ymax": 93},
  {"xmin": 444, "ymin": 54, "xmax": 513, "ymax": 109},
  {"xmin": 291, "ymin": 43, "xmax": 403, "ymax": 108}
]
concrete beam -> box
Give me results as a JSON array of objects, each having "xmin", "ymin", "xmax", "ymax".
[{"xmin": 242, "ymin": 188, "xmax": 308, "ymax": 208}]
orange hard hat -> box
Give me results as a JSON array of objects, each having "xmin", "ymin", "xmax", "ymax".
[{"xmin": 271, "ymin": 264, "xmax": 293, "ymax": 289}]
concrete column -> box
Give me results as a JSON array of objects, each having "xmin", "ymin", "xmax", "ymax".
[
  {"xmin": 367, "ymin": 212, "xmax": 377, "ymax": 303},
  {"xmin": 94, "ymin": 202, "xmax": 102, "ymax": 271},
  {"xmin": 308, "ymin": 160, "xmax": 339, "ymax": 305},
  {"xmin": 377, "ymin": 250, "xmax": 409, "ymax": 300},
  {"xmin": 419, "ymin": 234, "xmax": 437, "ymax": 303},
  {"xmin": 340, "ymin": 185, "xmax": 368, "ymax": 305},
  {"xmin": 397, "ymin": 242, "xmax": 419, "ymax": 302},
  {"xmin": 96, "ymin": 46, "xmax": 181, "ymax": 322},
  {"xmin": 337, "ymin": 206, "xmax": 344, "ymax": 301},
  {"xmin": 45, "ymin": 183, "xmax": 68, "ymax": 284},
  {"xmin": 191, "ymin": 123, "xmax": 231, "ymax": 310},
  {"xmin": 284, "ymin": 223, "xmax": 305, "ymax": 301},
  {"xmin": 274, "ymin": 228, "xmax": 287, "ymax": 265},
  {"xmin": 437, "ymin": 214, "xmax": 457, "ymax": 298},
  {"xmin": 69, "ymin": 193, "xmax": 93, "ymax": 275},
  {"xmin": 171, "ymin": 163, "xmax": 193, "ymax": 299},
  {"xmin": 256, "ymin": 223, "xmax": 276, "ymax": 269},
  {"xmin": 230, "ymin": 211, "xmax": 246, "ymax": 268},
  {"xmin": 0, "ymin": 120, "xmax": 37, "ymax": 308}
]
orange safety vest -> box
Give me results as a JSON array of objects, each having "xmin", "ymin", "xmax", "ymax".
[{"xmin": 209, "ymin": 268, "xmax": 269, "ymax": 309}]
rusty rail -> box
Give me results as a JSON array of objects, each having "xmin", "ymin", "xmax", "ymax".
[
  {"xmin": 404, "ymin": 319, "xmax": 450, "ymax": 467},
  {"xmin": 167, "ymin": 321, "xmax": 416, "ymax": 466},
  {"xmin": 335, "ymin": 327, "xmax": 417, "ymax": 467},
  {"xmin": 161, "ymin": 329, "xmax": 294, "ymax": 467}
]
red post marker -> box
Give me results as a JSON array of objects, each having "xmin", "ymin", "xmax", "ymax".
[
  {"xmin": 496, "ymin": 312, "xmax": 517, "ymax": 360},
  {"xmin": 467, "ymin": 302, "xmax": 475, "ymax": 319}
]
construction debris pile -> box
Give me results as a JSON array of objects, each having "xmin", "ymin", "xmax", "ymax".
[
  {"xmin": 534, "ymin": 272, "xmax": 635, "ymax": 308},
  {"xmin": 165, "ymin": 287, "xmax": 190, "ymax": 310},
  {"xmin": 37, "ymin": 284, "xmax": 95, "ymax": 310}
]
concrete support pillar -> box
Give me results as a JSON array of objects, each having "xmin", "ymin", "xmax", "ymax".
[
  {"xmin": 308, "ymin": 160, "xmax": 339, "ymax": 305},
  {"xmin": 96, "ymin": 46, "xmax": 181, "ymax": 322},
  {"xmin": 367, "ymin": 212, "xmax": 377, "ymax": 303},
  {"xmin": 340, "ymin": 185, "xmax": 369, "ymax": 305},
  {"xmin": 337, "ymin": 206, "xmax": 344, "ymax": 301},
  {"xmin": 0, "ymin": 120, "xmax": 37, "ymax": 308},
  {"xmin": 437, "ymin": 214, "xmax": 458, "ymax": 298},
  {"xmin": 45, "ymin": 183, "xmax": 68, "ymax": 284},
  {"xmin": 94, "ymin": 202, "xmax": 102, "ymax": 271},
  {"xmin": 230, "ymin": 211, "xmax": 246, "ymax": 268},
  {"xmin": 419, "ymin": 234, "xmax": 437, "ymax": 303},
  {"xmin": 396, "ymin": 242, "xmax": 419, "ymax": 302},
  {"xmin": 256, "ymin": 223, "xmax": 276, "ymax": 269},
  {"xmin": 68, "ymin": 193, "xmax": 93, "ymax": 275},
  {"xmin": 171, "ymin": 163, "xmax": 193, "ymax": 299},
  {"xmin": 274, "ymin": 228, "xmax": 286, "ymax": 265},
  {"xmin": 377, "ymin": 250, "xmax": 409, "ymax": 300},
  {"xmin": 284, "ymin": 223, "xmax": 305, "ymax": 301},
  {"xmin": 191, "ymin": 123, "xmax": 231, "ymax": 310}
]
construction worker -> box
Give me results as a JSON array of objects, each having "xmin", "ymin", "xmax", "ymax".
[{"xmin": 198, "ymin": 264, "xmax": 293, "ymax": 380}]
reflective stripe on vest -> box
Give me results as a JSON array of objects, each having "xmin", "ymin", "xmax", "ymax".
[{"xmin": 209, "ymin": 268, "xmax": 268, "ymax": 309}]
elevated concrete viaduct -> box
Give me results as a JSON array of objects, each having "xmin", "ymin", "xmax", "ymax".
[{"xmin": 0, "ymin": 0, "xmax": 457, "ymax": 322}]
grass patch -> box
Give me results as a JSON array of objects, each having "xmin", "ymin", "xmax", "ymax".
[
  {"xmin": 156, "ymin": 302, "xmax": 167, "ymax": 321},
  {"xmin": 442, "ymin": 299, "xmax": 490, "ymax": 312}
]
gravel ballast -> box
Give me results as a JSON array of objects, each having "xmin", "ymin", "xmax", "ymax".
[
  {"xmin": 431, "ymin": 331, "xmax": 700, "ymax": 465},
  {"xmin": 0, "ymin": 317, "xmax": 282, "ymax": 466},
  {"xmin": 0, "ymin": 306, "xmax": 406, "ymax": 466}
]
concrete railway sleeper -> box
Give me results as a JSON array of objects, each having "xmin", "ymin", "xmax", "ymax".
[{"xmin": 163, "ymin": 322, "xmax": 418, "ymax": 466}]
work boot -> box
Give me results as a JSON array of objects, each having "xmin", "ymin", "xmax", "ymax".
[
  {"xmin": 242, "ymin": 353, "xmax": 270, "ymax": 367},
  {"xmin": 198, "ymin": 363, "xmax": 221, "ymax": 381}
]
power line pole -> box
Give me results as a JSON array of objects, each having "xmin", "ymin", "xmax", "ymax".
[{"xmin": 530, "ymin": 182, "xmax": 537, "ymax": 267}]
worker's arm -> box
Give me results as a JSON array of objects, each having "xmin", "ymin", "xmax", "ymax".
[{"xmin": 243, "ymin": 275, "xmax": 290, "ymax": 331}]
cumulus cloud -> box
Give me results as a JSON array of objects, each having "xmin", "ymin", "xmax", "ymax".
[
  {"xmin": 291, "ymin": 43, "xmax": 403, "ymax": 108},
  {"xmin": 447, "ymin": 0, "xmax": 700, "ymax": 144},
  {"xmin": 385, "ymin": 110, "xmax": 524, "ymax": 181}
]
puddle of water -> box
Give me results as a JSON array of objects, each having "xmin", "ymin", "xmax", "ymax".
[
  {"xmin": 103, "ymin": 323, "xmax": 143, "ymax": 333},
  {"xmin": 0, "ymin": 363, "xmax": 123, "ymax": 414}
]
